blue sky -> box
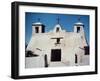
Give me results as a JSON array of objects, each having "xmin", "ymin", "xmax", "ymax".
[{"xmin": 25, "ymin": 12, "xmax": 89, "ymax": 45}]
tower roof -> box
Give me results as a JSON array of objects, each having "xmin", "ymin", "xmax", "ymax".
[
  {"xmin": 32, "ymin": 22, "xmax": 44, "ymax": 26},
  {"xmin": 55, "ymin": 24, "xmax": 62, "ymax": 28},
  {"xmin": 32, "ymin": 18, "xmax": 44, "ymax": 26},
  {"xmin": 74, "ymin": 22, "xmax": 84, "ymax": 25},
  {"xmin": 33, "ymin": 22, "xmax": 43, "ymax": 25}
]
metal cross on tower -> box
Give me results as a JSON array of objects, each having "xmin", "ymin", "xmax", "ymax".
[
  {"xmin": 78, "ymin": 16, "xmax": 81, "ymax": 22},
  {"xmin": 57, "ymin": 17, "xmax": 60, "ymax": 24},
  {"xmin": 37, "ymin": 18, "xmax": 40, "ymax": 22}
]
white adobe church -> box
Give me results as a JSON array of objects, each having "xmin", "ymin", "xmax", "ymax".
[{"xmin": 26, "ymin": 18, "xmax": 89, "ymax": 68}]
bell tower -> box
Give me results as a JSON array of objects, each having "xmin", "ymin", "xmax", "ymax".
[
  {"xmin": 74, "ymin": 17, "xmax": 84, "ymax": 33},
  {"xmin": 32, "ymin": 18, "xmax": 45, "ymax": 34},
  {"xmin": 74, "ymin": 17, "xmax": 88, "ymax": 47}
]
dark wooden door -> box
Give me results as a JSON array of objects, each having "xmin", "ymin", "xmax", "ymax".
[{"xmin": 51, "ymin": 49, "xmax": 61, "ymax": 61}]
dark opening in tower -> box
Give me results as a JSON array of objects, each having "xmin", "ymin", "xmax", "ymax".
[
  {"xmin": 77, "ymin": 27, "xmax": 80, "ymax": 33},
  {"xmin": 56, "ymin": 27, "xmax": 60, "ymax": 32},
  {"xmin": 35, "ymin": 27, "xmax": 39, "ymax": 33}
]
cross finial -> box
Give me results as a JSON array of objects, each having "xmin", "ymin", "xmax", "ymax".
[
  {"xmin": 78, "ymin": 16, "xmax": 81, "ymax": 22},
  {"xmin": 57, "ymin": 17, "xmax": 60, "ymax": 24},
  {"xmin": 37, "ymin": 18, "xmax": 40, "ymax": 22}
]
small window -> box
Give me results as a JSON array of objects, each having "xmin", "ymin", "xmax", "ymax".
[
  {"xmin": 77, "ymin": 27, "xmax": 80, "ymax": 33},
  {"xmin": 75, "ymin": 54, "xmax": 78, "ymax": 63},
  {"xmin": 56, "ymin": 27, "xmax": 59, "ymax": 32},
  {"xmin": 42, "ymin": 26, "xmax": 45, "ymax": 33},
  {"xmin": 35, "ymin": 27, "xmax": 39, "ymax": 33},
  {"xmin": 57, "ymin": 38, "xmax": 60, "ymax": 44},
  {"xmin": 84, "ymin": 46, "xmax": 89, "ymax": 55}
]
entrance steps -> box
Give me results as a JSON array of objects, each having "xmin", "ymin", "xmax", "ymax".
[{"xmin": 49, "ymin": 62, "xmax": 66, "ymax": 67}]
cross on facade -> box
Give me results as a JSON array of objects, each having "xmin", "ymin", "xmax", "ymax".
[
  {"xmin": 51, "ymin": 37, "xmax": 63, "ymax": 44},
  {"xmin": 57, "ymin": 17, "xmax": 60, "ymax": 24}
]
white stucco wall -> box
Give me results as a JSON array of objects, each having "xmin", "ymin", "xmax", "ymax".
[{"xmin": 26, "ymin": 22, "xmax": 89, "ymax": 68}]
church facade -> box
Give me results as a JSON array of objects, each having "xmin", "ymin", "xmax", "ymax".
[{"xmin": 26, "ymin": 19, "xmax": 89, "ymax": 68}]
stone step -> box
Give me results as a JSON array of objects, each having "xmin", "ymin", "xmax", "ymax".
[{"xmin": 49, "ymin": 62, "xmax": 66, "ymax": 67}]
